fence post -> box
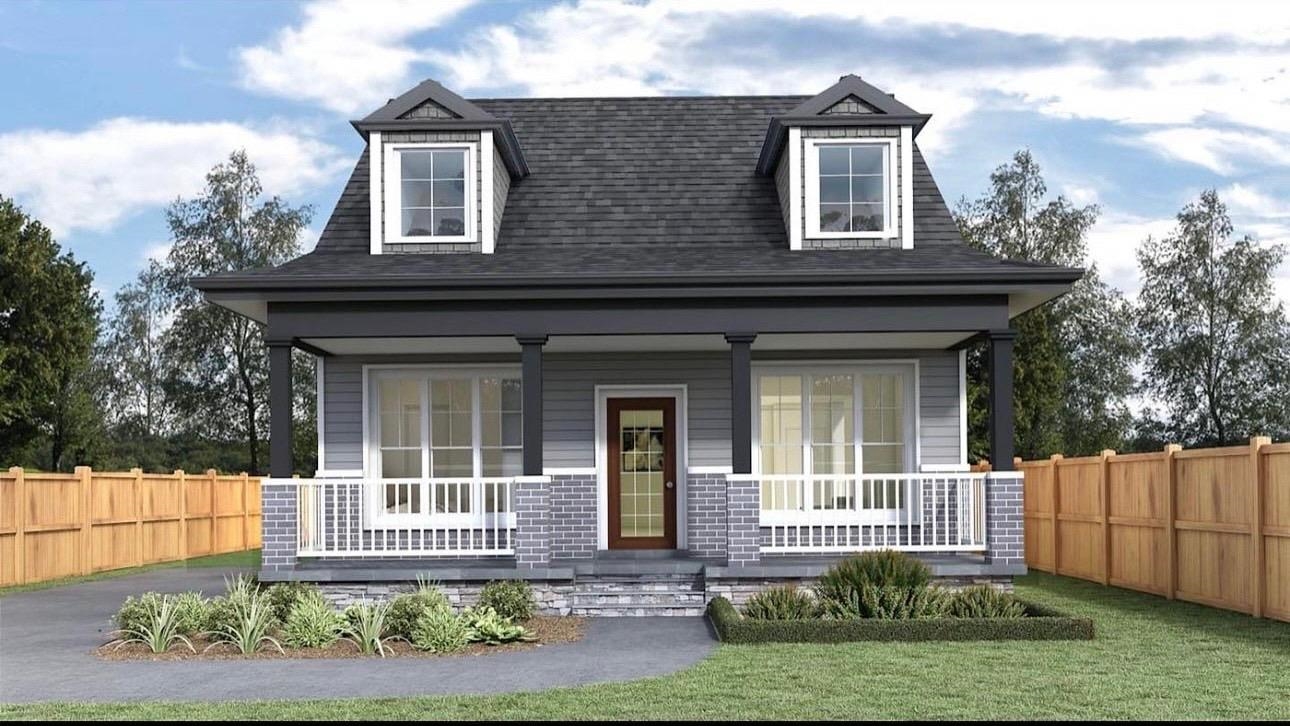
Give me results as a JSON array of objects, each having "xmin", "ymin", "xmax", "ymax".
[
  {"xmin": 1251, "ymin": 435, "xmax": 1271, "ymax": 619},
  {"xmin": 76, "ymin": 466, "xmax": 92, "ymax": 575},
  {"xmin": 1049, "ymin": 454, "xmax": 1062, "ymax": 575},
  {"xmin": 176, "ymin": 470, "xmax": 188, "ymax": 562},
  {"xmin": 1100, "ymin": 449, "xmax": 1115, "ymax": 586},
  {"xmin": 207, "ymin": 469, "xmax": 218, "ymax": 554},
  {"xmin": 1163, "ymin": 443, "xmax": 1181, "ymax": 600},
  {"xmin": 10, "ymin": 467, "xmax": 26, "ymax": 586},
  {"xmin": 240, "ymin": 472, "xmax": 250, "ymax": 552},
  {"xmin": 132, "ymin": 467, "xmax": 144, "ymax": 567}
]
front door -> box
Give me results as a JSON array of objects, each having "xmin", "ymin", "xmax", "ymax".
[{"xmin": 607, "ymin": 397, "xmax": 677, "ymax": 549}]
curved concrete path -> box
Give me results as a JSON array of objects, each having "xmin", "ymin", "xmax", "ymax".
[{"xmin": 0, "ymin": 567, "xmax": 716, "ymax": 704}]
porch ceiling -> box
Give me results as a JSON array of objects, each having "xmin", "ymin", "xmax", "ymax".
[{"xmin": 301, "ymin": 331, "xmax": 978, "ymax": 356}]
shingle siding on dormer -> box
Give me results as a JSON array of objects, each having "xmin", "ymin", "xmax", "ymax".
[
  {"xmin": 799, "ymin": 126, "xmax": 904, "ymax": 250},
  {"xmin": 774, "ymin": 152, "xmax": 791, "ymax": 238},
  {"xmin": 493, "ymin": 143, "xmax": 510, "ymax": 242},
  {"xmin": 379, "ymin": 130, "xmax": 483, "ymax": 254}
]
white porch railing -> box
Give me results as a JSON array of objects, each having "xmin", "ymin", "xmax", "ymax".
[
  {"xmin": 759, "ymin": 473, "xmax": 987, "ymax": 554},
  {"xmin": 296, "ymin": 477, "xmax": 516, "ymax": 557}
]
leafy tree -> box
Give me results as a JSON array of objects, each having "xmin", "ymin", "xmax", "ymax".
[
  {"xmin": 1135, "ymin": 190, "xmax": 1289, "ymax": 446},
  {"xmin": 0, "ymin": 196, "xmax": 102, "ymax": 469},
  {"xmin": 956, "ymin": 150, "xmax": 1138, "ymax": 460},
  {"xmin": 160, "ymin": 151, "xmax": 312, "ymax": 474},
  {"xmin": 102, "ymin": 259, "xmax": 171, "ymax": 437}
]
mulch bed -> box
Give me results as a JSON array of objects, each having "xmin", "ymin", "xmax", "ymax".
[{"xmin": 97, "ymin": 616, "xmax": 585, "ymax": 661}]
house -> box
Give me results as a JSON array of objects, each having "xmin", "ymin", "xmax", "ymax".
[{"xmin": 194, "ymin": 74, "xmax": 1081, "ymax": 614}]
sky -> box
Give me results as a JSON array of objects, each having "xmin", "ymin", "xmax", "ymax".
[{"xmin": 2, "ymin": 0, "xmax": 1289, "ymax": 311}]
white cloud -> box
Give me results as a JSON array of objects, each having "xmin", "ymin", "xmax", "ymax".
[
  {"xmin": 1224, "ymin": 183, "xmax": 1290, "ymax": 219},
  {"xmin": 0, "ymin": 118, "xmax": 347, "ymax": 236},
  {"xmin": 235, "ymin": 0, "xmax": 476, "ymax": 115},
  {"xmin": 1084, "ymin": 211, "xmax": 1177, "ymax": 297},
  {"xmin": 1136, "ymin": 128, "xmax": 1290, "ymax": 174}
]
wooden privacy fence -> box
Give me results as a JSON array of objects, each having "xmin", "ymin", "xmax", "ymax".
[
  {"xmin": 0, "ymin": 467, "xmax": 261, "ymax": 587},
  {"xmin": 1016, "ymin": 437, "xmax": 1290, "ymax": 622}
]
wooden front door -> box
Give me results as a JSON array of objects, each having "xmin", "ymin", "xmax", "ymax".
[{"xmin": 607, "ymin": 397, "xmax": 677, "ymax": 549}]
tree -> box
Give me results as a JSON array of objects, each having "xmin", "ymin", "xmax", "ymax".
[
  {"xmin": 102, "ymin": 259, "xmax": 172, "ymax": 437},
  {"xmin": 0, "ymin": 196, "xmax": 102, "ymax": 469},
  {"xmin": 160, "ymin": 151, "xmax": 312, "ymax": 474},
  {"xmin": 1135, "ymin": 190, "xmax": 1289, "ymax": 446},
  {"xmin": 956, "ymin": 150, "xmax": 1138, "ymax": 460}
]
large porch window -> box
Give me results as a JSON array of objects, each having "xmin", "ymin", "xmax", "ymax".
[
  {"xmin": 368, "ymin": 368, "xmax": 521, "ymax": 525},
  {"xmin": 755, "ymin": 364, "xmax": 915, "ymax": 516}
]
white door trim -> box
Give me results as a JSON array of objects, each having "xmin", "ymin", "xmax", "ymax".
[{"xmin": 594, "ymin": 384, "xmax": 688, "ymax": 550}]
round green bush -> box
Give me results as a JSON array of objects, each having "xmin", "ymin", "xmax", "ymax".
[
  {"xmin": 947, "ymin": 585, "xmax": 1026, "ymax": 619},
  {"xmin": 820, "ymin": 584, "xmax": 950, "ymax": 620},
  {"xmin": 410, "ymin": 608, "xmax": 471, "ymax": 653},
  {"xmin": 265, "ymin": 582, "xmax": 320, "ymax": 624},
  {"xmin": 113, "ymin": 592, "xmax": 163, "ymax": 634},
  {"xmin": 386, "ymin": 587, "xmax": 452, "ymax": 639},
  {"xmin": 171, "ymin": 591, "xmax": 211, "ymax": 636},
  {"xmin": 742, "ymin": 586, "xmax": 819, "ymax": 620},
  {"xmin": 282, "ymin": 591, "xmax": 346, "ymax": 648},
  {"xmin": 478, "ymin": 580, "xmax": 536, "ymax": 621}
]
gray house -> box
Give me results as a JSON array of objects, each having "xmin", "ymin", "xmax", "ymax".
[{"xmin": 195, "ymin": 75, "xmax": 1080, "ymax": 614}]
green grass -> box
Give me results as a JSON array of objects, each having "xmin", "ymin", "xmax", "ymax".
[
  {"xmin": 2, "ymin": 572, "xmax": 1288, "ymax": 720},
  {"xmin": 0, "ymin": 550, "xmax": 260, "ymax": 597}
]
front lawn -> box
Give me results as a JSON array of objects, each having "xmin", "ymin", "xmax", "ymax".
[{"xmin": 3, "ymin": 572, "xmax": 1289, "ymax": 720}]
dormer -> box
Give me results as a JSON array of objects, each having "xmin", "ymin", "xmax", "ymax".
[
  {"xmin": 757, "ymin": 75, "xmax": 931, "ymax": 250},
  {"xmin": 353, "ymin": 80, "xmax": 529, "ymax": 255}
]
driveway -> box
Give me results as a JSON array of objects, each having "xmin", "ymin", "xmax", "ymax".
[{"xmin": 0, "ymin": 567, "xmax": 716, "ymax": 704}]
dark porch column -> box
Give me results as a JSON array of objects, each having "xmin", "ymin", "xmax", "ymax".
[
  {"xmin": 987, "ymin": 329, "xmax": 1017, "ymax": 471},
  {"xmin": 518, "ymin": 335, "xmax": 547, "ymax": 477},
  {"xmin": 268, "ymin": 341, "xmax": 294, "ymax": 478},
  {"xmin": 726, "ymin": 333, "xmax": 757, "ymax": 475}
]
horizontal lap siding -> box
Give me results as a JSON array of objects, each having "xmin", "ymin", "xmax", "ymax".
[{"xmin": 321, "ymin": 350, "xmax": 963, "ymax": 473}]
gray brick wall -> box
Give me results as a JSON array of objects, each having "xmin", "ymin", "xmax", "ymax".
[
  {"xmin": 985, "ymin": 471, "xmax": 1024, "ymax": 565},
  {"xmin": 686, "ymin": 473, "xmax": 727, "ymax": 558},
  {"xmin": 514, "ymin": 476, "xmax": 552, "ymax": 568},
  {"xmin": 261, "ymin": 481, "xmax": 297, "ymax": 572},
  {"xmin": 550, "ymin": 473, "xmax": 597, "ymax": 559},
  {"xmin": 726, "ymin": 476, "xmax": 761, "ymax": 565}
]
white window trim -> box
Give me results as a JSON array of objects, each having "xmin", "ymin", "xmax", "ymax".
[
  {"xmin": 752, "ymin": 361, "xmax": 920, "ymax": 523},
  {"xmin": 382, "ymin": 141, "xmax": 477, "ymax": 245},
  {"xmin": 803, "ymin": 137, "xmax": 898, "ymax": 240},
  {"xmin": 363, "ymin": 364, "xmax": 521, "ymax": 528}
]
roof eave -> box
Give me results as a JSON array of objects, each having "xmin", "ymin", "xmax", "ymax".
[
  {"xmin": 756, "ymin": 114, "xmax": 933, "ymax": 175},
  {"xmin": 350, "ymin": 118, "xmax": 530, "ymax": 178}
]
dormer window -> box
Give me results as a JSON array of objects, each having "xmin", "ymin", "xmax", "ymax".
[
  {"xmin": 383, "ymin": 142, "xmax": 476, "ymax": 243},
  {"xmin": 804, "ymin": 139, "xmax": 895, "ymax": 238}
]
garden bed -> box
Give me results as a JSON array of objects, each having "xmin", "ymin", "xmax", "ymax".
[
  {"xmin": 98, "ymin": 615, "xmax": 585, "ymax": 660},
  {"xmin": 707, "ymin": 596, "xmax": 1094, "ymax": 643}
]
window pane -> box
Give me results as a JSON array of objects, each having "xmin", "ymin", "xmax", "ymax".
[
  {"xmin": 431, "ymin": 448, "xmax": 472, "ymax": 478},
  {"xmin": 432, "ymin": 179, "xmax": 465, "ymax": 207},
  {"xmin": 401, "ymin": 151, "xmax": 432, "ymax": 179},
  {"xmin": 851, "ymin": 176, "xmax": 884, "ymax": 204},
  {"xmin": 432, "ymin": 150, "xmax": 465, "ymax": 180},
  {"xmin": 759, "ymin": 375, "xmax": 803, "ymax": 477},
  {"xmin": 501, "ymin": 412, "xmax": 522, "ymax": 447},
  {"xmin": 433, "ymin": 209, "xmax": 465, "ymax": 236},
  {"xmin": 819, "ymin": 204, "xmax": 850, "ymax": 232},
  {"xmin": 819, "ymin": 146, "xmax": 850, "ymax": 175},
  {"xmin": 381, "ymin": 449, "xmax": 421, "ymax": 478},
  {"xmin": 401, "ymin": 180, "xmax": 432, "ymax": 207},
  {"xmin": 862, "ymin": 445, "xmax": 903, "ymax": 474},
  {"xmin": 850, "ymin": 146, "xmax": 883, "ymax": 174},
  {"xmin": 820, "ymin": 176, "xmax": 850, "ymax": 204},
  {"xmin": 851, "ymin": 205, "xmax": 884, "ymax": 232},
  {"xmin": 482, "ymin": 448, "xmax": 522, "ymax": 477},
  {"xmin": 402, "ymin": 209, "xmax": 433, "ymax": 236},
  {"xmin": 501, "ymin": 379, "xmax": 522, "ymax": 411},
  {"xmin": 861, "ymin": 373, "xmax": 905, "ymax": 472}
]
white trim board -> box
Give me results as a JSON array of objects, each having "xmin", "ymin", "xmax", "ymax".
[
  {"xmin": 803, "ymin": 136, "xmax": 899, "ymax": 240},
  {"xmin": 316, "ymin": 355, "xmax": 326, "ymax": 470},
  {"xmin": 593, "ymin": 384, "xmax": 689, "ymax": 551},
  {"xmin": 381, "ymin": 141, "xmax": 478, "ymax": 245},
  {"xmin": 367, "ymin": 131, "xmax": 383, "ymax": 255}
]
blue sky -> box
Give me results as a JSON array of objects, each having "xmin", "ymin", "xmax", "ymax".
[{"xmin": 2, "ymin": 0, "xmax": 1288, "ymax": 310}]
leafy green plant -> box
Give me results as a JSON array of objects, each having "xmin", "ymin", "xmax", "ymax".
[
  {"xmin": 410, "ymin": 608, "xmax": 472, "ymax": 653},
  {"xmin": 463, "ymin": 606, "xmax": 534, "ymax": 645},
  {"xmin": 172, "ymin": 591, "xmax": 211, "ymax": 636},
  {"xmin": 815, "ymin": 550, "xmax": 932, "ymax": 597},
  {"xmin": 343, "ymin": 601, "xmax": 400, "ymax": 657},
  {"xmin": 386, "ymin": 578, "xmax": 452, "ymax": 639},
  {"xmin": 819, "ymin": 584, "xmax": 949, "ymax": 620},
  {"xmin": 265, "ymin": 581, "xmax": 320, "ymax": 623},
  {"xmin": 113, "ymin": 595, "xmax": 195, "ymax": 654},
  {"xmin": 113, "ymin": 592, "xmax": 163, "ymax": 634},
  {"xmin": 282, "ymin": 591, "xmax": 346, "ymax": 649},
  {"xmin": 947, "ymin": 586, "xmax": 1027, "ymax": 619},
  {"xmin": 205, "ymin": 573, "xmax": 262, "ymax": 634},
  {"xmin": 478, "ymin": 579, "xmax": 536, "ymax": 621},
  {"xmin": 742, "ymin": 586, "xmax": 819, "ymax": 620},
  {"xmin": 205, "ymin": 587, "xmax": 283, "ymax": 655}
]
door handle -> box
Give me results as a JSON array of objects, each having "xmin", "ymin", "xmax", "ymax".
[{"xmin": 665, "ymin": 481, "xmax": 674, "ymax": 489}]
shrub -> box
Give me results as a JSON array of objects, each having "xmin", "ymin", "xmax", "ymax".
[
  {"xmin": 820, "ymin": 584, "xmax": 949, "ymax": 620},
  {"xmin": 947, "ymin": 586, "xmax": 1027, "ymax": 619},
  {"xmin": 205, "ymin": 574, "xmax": 262, "ymax": 635},
  {"xmin": 815, "ymin": 551, "xmax": 932, "ymax": 597},
  {"xmin": 206, "ymin": 587, "xmax": 283, "ymax": 655},
  {"xmin": 282, "ymin": 591, "xmax": 346, "ymax": 649},
  {"xmin": 343, "ymin": 601, "xmax": 399, "ymax": 657},
  {"xmin": 113, "ymin": 592, "xmax": 163, "ymax": 634},
  {"xmin": 172, "ymin": 591, "xmax": 211, "ymax": 636},
  {"xmin": 386, "ymin": 579, "xmax": 452, "ymax": 639},
  {"xmin": 113, "ymin": 595, "xmax": 195, "ymax": 654},
  {"xmin": 742, "ymin": 586, "xmax": 819, "ymax": 620},
  {"xmin": 265, "ymin": 581, "xmax": 320, "ymax": 623},
  {"xmin": 410, "ymin": 608, "xmax": 472, "ymax": 654},
  {"xmin": 478, "ymin": 580, "xmax": 536, "ymax": 621},
  {"xmin": 463, "ymin": 606, "xmax": 534, "ymax": 645}
]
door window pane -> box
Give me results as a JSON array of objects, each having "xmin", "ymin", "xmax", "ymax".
[{"xmin": 619, "ymin": 409, "xmax": 665, "ymax": 538}]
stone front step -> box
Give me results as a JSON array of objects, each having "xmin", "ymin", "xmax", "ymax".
[
  {"xmin": 570, "ymin": 605, "xmax": 707, "ymax": 617},
  {"xmin": 570, "ymin": 575, "xmax": 708, "ymax": 615}
]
